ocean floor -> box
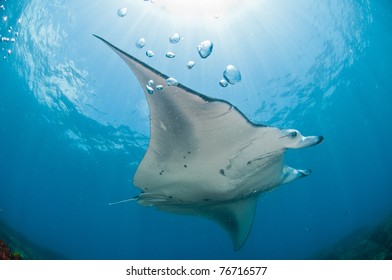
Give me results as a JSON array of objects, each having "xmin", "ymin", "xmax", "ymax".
[
  {"xmin": 0, "ymin": 220, "xmax": 63, "ymax": 260},
  {"xmin": 2, "ymin": 214, "xmax": 392, "ymax": 260},
  {"xmin": 316, "ymin": 214, "xmax": 392, "ymax": 260}
]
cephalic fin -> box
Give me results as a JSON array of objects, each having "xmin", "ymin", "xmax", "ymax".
[{"xmin": 281, "ymin": 165, "xmax": 311, "ymax": 185}]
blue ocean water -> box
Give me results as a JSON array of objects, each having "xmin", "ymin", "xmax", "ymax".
[{"xmin": 0, "ymin": 0, "xmax": 391, "ymax": 259}]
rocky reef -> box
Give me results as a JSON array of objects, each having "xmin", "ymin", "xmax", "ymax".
[
  {"xmin": 317, "ymin": 215, "xmax": 392, "ymax": 260},
  {"xmin": 0, "ymin": 219, "xmax": 63, "ymax": 260},
  {"xmin": 0, "ymin": 239, "xmax": 23, "ymax": 260}
]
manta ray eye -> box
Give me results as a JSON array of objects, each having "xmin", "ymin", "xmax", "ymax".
[{"xmin": 291, "ymin": 131, "xmax": 298, "ymax": 137}]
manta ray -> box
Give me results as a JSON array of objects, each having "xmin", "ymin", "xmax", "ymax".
[{"xmin": 95, "ymin": 35, "xmax": 324, "ymax": 250}]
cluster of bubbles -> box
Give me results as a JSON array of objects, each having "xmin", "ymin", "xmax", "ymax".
[
  {"xmin": 220, "ymin": 65, "xmax": 241, "ymax": 87},
  {"xmin": 0, "ymin": 0, "xmax": 21, "ymax": 60},
  {"xmin": 117, "ymin": 6, "xmax": 240, "ymax": 89},
  {"xmin": 134, "ymin": 32, "xmax": 195, "ymax": 70},
  {"xmin": 143, "ymin": 77, "xmax": 178, "ymax": 95}
]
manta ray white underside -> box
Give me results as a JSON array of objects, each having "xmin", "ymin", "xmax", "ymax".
[{"xmin": 95, "ymin": 35, "xmax": 324, "ymax": 251}]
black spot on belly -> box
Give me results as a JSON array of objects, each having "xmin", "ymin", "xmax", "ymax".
[
  {"xmin": 203, "ymin": 198, "xmax": 211, "ymax": 201},
  {"xmin": 159, "ymin": 170, "xmax": 164, "ymax": 175},
  {"xmin": 188, "ymin": 151, "xmax": 191, "ymax": 154},
  {"xmin": 168, "ymin": 196, "xmax": 173, "ymax": 199},
  {"xmin": 247, "ymin": 161, "xmax": 251, "ymax": 165},
  {"xmin": 184, "ymin": 164, "xmax": 187, "ymax": 168},
  {"xmin": 219, "ymin": 169, "xmax": 225, "ymax": 176}
]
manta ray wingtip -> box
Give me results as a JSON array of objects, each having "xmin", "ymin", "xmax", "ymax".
[{"xmin": 92, "ymin": 34, "xmax": 105, "ymax": 42}]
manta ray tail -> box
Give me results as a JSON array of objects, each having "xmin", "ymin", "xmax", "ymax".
[{"xmin": 108, "ymin": 196, "xmax": 138, "ymax": 206}]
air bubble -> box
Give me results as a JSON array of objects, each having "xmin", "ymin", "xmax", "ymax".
[
  {"xmin": 197, "ymin": 40, "xmax": 213, "ymax": 59},
  {"xmin": 117, "ymin": 7, "xmax": 127, "ymax": 17},
  {"xmin": 166, "ymin": 77, "xmax": 179, "ymax": 86},
  {"xmin": 135, "ymin": 38, "xmax": 145, "ymax": 48},
  {"xmin": 169, "ymin": 33, "xmax": 181, "ymax": 44},
  {"xmin": 146, "ymin": 84, "xmax": 154, "ymax": 94},
  {"xmin": 223, "ymin": 65, "xmax": 241, "ymax": 85},
  {"xmin": 146, "ymin": 50, "xmax": 154, "ymax": 58},
  {"xmin": 219, "ymin": 79, "xmax": 229, "ymax": 87},
  {"xmin": 165, "ymin": 51, "xmax": 175, "ymax": 58},
  {"xmin": 186, "ymin": 61, "xmax": 195, "ymax": 69}
]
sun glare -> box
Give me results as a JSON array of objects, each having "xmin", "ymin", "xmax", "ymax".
[{"xmin": 149, "ymin": 0, "xmax": 252, "ymax": 19}]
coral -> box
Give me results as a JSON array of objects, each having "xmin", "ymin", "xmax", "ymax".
[{"xmin": 0, "ymin": 240, "xmax": 23, "ymax": 260}]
